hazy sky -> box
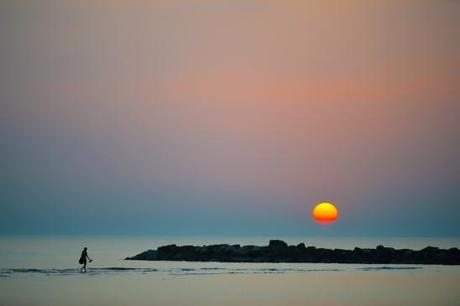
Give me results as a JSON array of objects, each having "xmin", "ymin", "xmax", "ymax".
[{"xmin": 1, "ymin": 0, "xmax": 459, "ymax": 236}]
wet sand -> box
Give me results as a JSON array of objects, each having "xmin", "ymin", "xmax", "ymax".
[{"xmin": 1, "ymin": 267, "xmax": 460, "ymax": 306}]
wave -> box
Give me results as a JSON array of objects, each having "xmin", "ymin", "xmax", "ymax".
[
  {"xmin": 358, "ymin": 266, "xmax": 423, "ymax": 271},
  {"xmin": 0, "ymin": 267, "xmax": 158, "ymax": 277},
  {"xmin": 172, "ymin": 267, "xmax": 342, "ymax": 275},
  {"xmin": 0, "ymin": 266, "xmax": 423, "ymax": 277}
]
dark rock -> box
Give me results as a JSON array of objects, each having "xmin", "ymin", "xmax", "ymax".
[
  {"xmin": 125, "ymin": 249, "xmax": 157, "ymax": 261},
  {"xmin": 269, "ymin": 240, "xmax": 288, "ymax": 248},
  {"xmin": 126, "ymin": 241, "xmax": 460, "ymax": 265}
]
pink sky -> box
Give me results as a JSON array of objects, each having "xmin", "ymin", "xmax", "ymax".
[{"xmin": 1, "ymin": 0, "xmax": 459, "ymax": 235}]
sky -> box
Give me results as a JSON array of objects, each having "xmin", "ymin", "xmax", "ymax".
[{"xmin": 1, "ymin": 0, "xmax": 459, "ymax": 236}]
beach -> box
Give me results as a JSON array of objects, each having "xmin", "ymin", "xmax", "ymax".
[{"xmin": 1, "ymin": 236, "xmax": 460, "ymax": 306}]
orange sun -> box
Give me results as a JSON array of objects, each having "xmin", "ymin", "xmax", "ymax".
[{"xmin": 312, "ymin": 202, "xmax": 339, "ymax": 224}]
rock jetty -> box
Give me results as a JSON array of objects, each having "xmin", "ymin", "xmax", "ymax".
[{"xmin": 126, "ymin": 240, "xmax": 460, "ymax": 265}]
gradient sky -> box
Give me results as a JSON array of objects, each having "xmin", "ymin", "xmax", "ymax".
[{"xmin": 1, "ymin": 0, "xmax": 459, "ymax": 236}]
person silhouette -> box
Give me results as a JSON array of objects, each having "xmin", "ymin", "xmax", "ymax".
[{"xmin": 79, "ymin": 247, "xmax": 93, "ymax": 272}]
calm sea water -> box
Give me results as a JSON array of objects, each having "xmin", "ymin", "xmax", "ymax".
[{"xmin": 1, "ymin": 235, "xmax": 460, "ymax": 306}]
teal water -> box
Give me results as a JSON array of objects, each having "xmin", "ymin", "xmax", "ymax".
[{"xmin": 0, "ymin": 236, "xmax": 459, "ymax": 306}]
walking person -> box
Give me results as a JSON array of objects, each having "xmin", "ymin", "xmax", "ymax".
[{"xmin": 79, "ymin": 247, "xmax": 93, "ymax": 272}]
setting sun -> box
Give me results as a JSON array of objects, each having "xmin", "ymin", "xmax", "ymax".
[{"xmin": 312, "ymin": 202, "xmax": 339, "ymax": 224}]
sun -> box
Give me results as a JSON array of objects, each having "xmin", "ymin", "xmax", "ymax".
[{"xmin": 312, "ymin": 202, "xmax": 338, "ymax": 224}]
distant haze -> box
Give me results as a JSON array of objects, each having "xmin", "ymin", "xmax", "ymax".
[{"xmin": 1, "ymin": 0, "xmax": 459, "ymax": 236}]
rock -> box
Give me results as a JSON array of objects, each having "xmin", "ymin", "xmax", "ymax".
[
  {"xmin": 125, "ymin": 249, "xmax": 157, "ymax": 261},
  {"xmin": 375, "ymin": 246, "xmax": 396, "ymax": 263},
  {"xmin": 126, "ymin": 241, "xmax": 460, "ymax": 265},
  {"xmin": 269, "ymin": 240, "xmax": 288, "ymax": 248}
]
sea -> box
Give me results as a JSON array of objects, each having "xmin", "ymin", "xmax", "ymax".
[{"xmin": 1, "ymin": 235, "xmax": 459, "ymax": 306}]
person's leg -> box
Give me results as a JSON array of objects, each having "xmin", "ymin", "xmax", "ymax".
[{"xmin": 83, "ymin": 261, "xmax": 87, "ymax": 272}]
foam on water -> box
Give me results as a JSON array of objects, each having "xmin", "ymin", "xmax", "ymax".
[
  {"xmin": 358, "ymin": 266, "xmax": 423, "ymax": 271},
  {"xmin": 0, "ymin": 265, "xmax": 424, "ymax": 278}
]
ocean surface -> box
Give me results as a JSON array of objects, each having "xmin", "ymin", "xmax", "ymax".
[{"xmin": 1, "ymin": 235, "xmax": 459, "ymax": 306}]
